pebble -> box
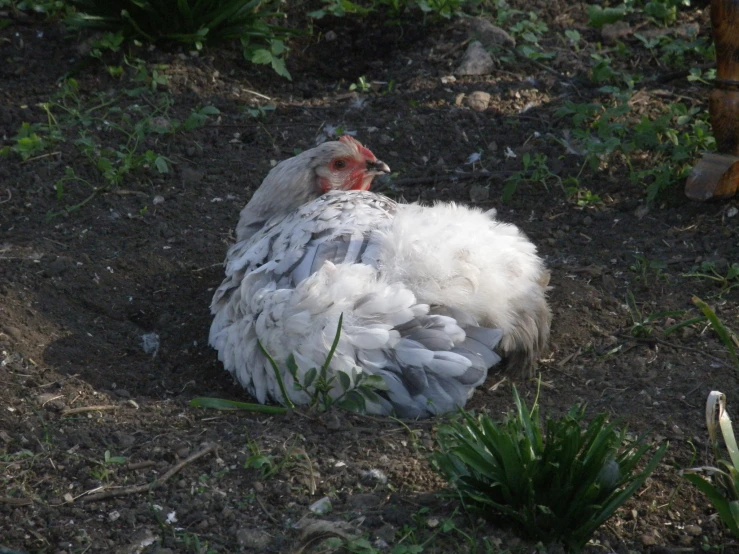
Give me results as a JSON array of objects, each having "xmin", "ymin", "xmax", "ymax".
[
  {"xmin": 235, "ymin": 528, "xmax": 271, "ymax": 549},
  {"xmin": 641, "ymin": 533, "xmax": 658, "ymax": 546},
  {"xmin": 457, "ymin": 41, "xmax": 494, "ymax": 76},
  {"xmin": 466, "ymin": 91, "xmax": 491, "ymax": 112},
  {"xmin": 467, "ymin": 17, "xmax": 515, "ymax": 48},
  {"xmin": 685, "ymin": 524, "xmax": 702, "ymax": 536}
]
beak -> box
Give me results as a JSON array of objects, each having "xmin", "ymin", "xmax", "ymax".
[{"xmin": 366, "ymin": 159, "xmax": 391, "ymax": 175}]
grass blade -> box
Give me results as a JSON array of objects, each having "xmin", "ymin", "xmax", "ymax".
[{"xmin": 190, "ymin": 396, "xmax": 287, "ymax": 414}]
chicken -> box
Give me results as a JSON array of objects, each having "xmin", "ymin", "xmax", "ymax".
[{"xmin": 210, "ymin": 136, "xmax": 551, "ymax": 418}]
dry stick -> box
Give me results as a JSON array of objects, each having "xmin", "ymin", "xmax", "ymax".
[
  {"xmin": 0, "ymin": 188, "xmax": 11, "ymax": 204},
  {"xmin": 62, "ymin": 405, "xmax": 118, "ymax": 417},
  {"xmin": 80, "ymin": 444, "xmax": 216, "ymax": 503},
  {"xmin": 0, "ymin": 496, "xmax": 33, "ymax": 506},
  {"xmin": 621, "ymin": 335, "xmax": 735, "ymax": 370},
  {"xmin": 255, "ymin": 494, "xmax": 278, "ymax": 525}
]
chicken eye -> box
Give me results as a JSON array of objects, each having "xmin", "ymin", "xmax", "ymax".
[{"xmin": 333, "ymin": 159, "xmax": 347, "ymax": 170}]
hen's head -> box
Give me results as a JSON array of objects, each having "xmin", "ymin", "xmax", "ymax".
[
  {"xmin": 313, "ymin": 135, "xmax": 390, "ymax": 193},
  {"xmin": 236, "ymin": 136, "xmax": 390, "ymax": 241}
]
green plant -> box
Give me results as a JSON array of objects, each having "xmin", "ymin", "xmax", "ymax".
[
  {"xmin": 625, "ymin": 290, "xmax": 687, "ymax": 338},
  {"xmin": 90, "ymin": 449, "xmax": 127, "ymax": 482},
  {"xmin": 308, "ymin": 0, "xmax": 466, "ymax": 21},
  {"xmin": 10, "ymin": 122, "xmax": 48, "ymax": 161},
  {"xmin": 692, "ymin": 296, "xmax": 739, "ymax": 369},
  {"xmin": 259, "ymin": 315, "xmax": 391, "ymax": 414},
  {"xmin": 684, "ymin": 391, "xmax": 739, "ymax": 538},
  {"xmin": 66, "ymin": 0, "xmax": 293, "ymax": 78},
  {"xmin": 349, "ymin": 76, "xmax": 371, "ymax": 93},
  {"xmin": 556, "ymin": 95, "xmax": 715, "ymax": 203},
  {"xmin": 629, "ymin": 254, "xmax": 668, "ymax": 286},
  {"xmin": 683, "ymin": 262, "xmax": 739, "ymax": 297},
  {"xmin": 587, "ymin": 4, "xmax": 629, "ymax": 28},
  {"xmin": 502, "ymin": 152, "xmax": 560, "ymax": 202},
  {"xmin": 433, "ymin": 386, "xmax": 667, "ymax": 552}
]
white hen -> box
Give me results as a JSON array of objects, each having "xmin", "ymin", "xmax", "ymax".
[{"xmin": 210, "ymin": 136, "xmax": 550, "ymax": 418}]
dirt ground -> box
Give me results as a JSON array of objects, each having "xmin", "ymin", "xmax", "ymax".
[{"xmin": 2, "ymin": 2, "xmax": 739, "ymax": 552}]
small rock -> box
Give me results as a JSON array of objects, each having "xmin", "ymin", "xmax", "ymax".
[
  {"xmin": 727, "ymin": 206, "xmax": 738, "ymax": 218},
  {"xmin": 469, "ymin": 184, "xmax": 489, "ymax": 203},
  {"xmin": 468, "ymin": 17, "xmax": 515, "ymax": 48},
  {"xmin": 457, "ymin": 41, "xmax": 494, "ymax": 76},
  {"xmin": 466, "ymin": 91, "xmax": 491, "ymax": 112},
  {"xmin": 176, "ymin": 446, "xmax": 190, "ymax": 459},
  {"xmin": 2, "ymin": 325, "xmax": 22, "ymax": 342},
  {"xmin": 153, "ymin": 195, "xmax": 165, "ymax": 205},
  {"xmin": 601, "ymin": 21, "xmax": 632, "ymax": 43},
  {"xmin": 582, "ymin": 215, "xmax": 593, "ymax": 226},
  {"xmin": 309, "ymin": 497, "xmax": 332, "ymax": 515},
  {"xmin": 641, "ymin": 533, "xmax": 658, "ymax": 546},
  {"xmin": 324, "ymin": 30, "xmax": 337, "ymax": 42},
  {"xmin": 685, "ymin": 524, "xmax": 702, "ymax": 536},
  {"xmin": 324, "ymin": 412, "xmax": 341, "ymax": 430},
  {"xmin": 142, "ymin": 333, "xmax": 160, "ymax": 356},
  {"xmin": 235, "ymin": 528, "xmax": 271, "ymax": 549},
  {"xmin": 253, "ymin": 481, "xmax": 264, "ymax": 493}
]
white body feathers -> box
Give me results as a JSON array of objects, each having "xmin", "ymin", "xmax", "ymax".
[{"xmin": 210, "ymin": 190, "xmax": 550, "ymax": 418}]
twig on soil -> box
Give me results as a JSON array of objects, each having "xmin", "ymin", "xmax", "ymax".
[
  {"xmin": 0, "ymin": 496, "xmax": 33, "ymax": 506},
  {"xmin": 20, "ymin": 151, "xmax": 61, "ymax": 164},
  {"xmin": 0, "ymin": 188, "xmax": 11, "ymax": 204},
  {"xmin": 255, "ymin": 494, "xmax": 278, "ymax": 524},
  {"xmin": 80, "ymin": 443, "xmax": 217, "ymax": 503},
  {"xmin": 124, "ymin": 460, "xmax": 158, "ymax": 471},
  {"xmin": 61, "ymin": 405, "xmax": 118, "ymax": 417},
  {"xmin": 621, "ymin": 335, "xmax": 735, "ymax": 370}
]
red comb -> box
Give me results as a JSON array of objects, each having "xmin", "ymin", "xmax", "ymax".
[{"xmin": 339, "ymin": 135, "xmax": 377, "ymax": 161}]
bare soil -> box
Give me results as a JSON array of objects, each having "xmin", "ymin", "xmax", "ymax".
[{"xmin": 2, "ymin": 2, "xmax": 739, "ymax": 553}]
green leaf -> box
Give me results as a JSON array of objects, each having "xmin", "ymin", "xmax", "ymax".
[
  {"xmin": 200, "ymin": 105, "xmax": 220, "ymax": 115},
  {"xmin": 250, "ymin": 48, "xmax": 273, "ymax": 65},
  {"xmin": 337, "ymin": 370, "xmax": 351, "ymax": 391},
  {"xmin": 303, "ymin": 367, "xmax": 317, "ymax": 388},
  {"xmin": 154, "ymin": 156, "xmax": 169, "ymax": 173},
  {"xmin": 684, "ymin": 473, "xmax": 739, "ymax": 536},
  {"xmin": 693, "ymin": 296, "xmax": 739, "ymax": 368},
  {"xmin": 190, "ymin": 396, "xmax": 288, "ymax": 415}
]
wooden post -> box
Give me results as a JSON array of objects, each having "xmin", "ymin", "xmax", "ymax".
[
  {"xmin": 710, "ymin": 0, "xmax": 739, "ymax": 156},
  {"xmin": 685, "ymin": 0, "xmax": 739, "ymax": 200}
]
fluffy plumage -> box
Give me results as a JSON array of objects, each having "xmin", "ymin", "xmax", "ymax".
[{"xmin": 210, "ymin": 136, "xmax": 551, "ymax": 417}]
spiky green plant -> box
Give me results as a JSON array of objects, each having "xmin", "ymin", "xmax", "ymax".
[
  {"xmin": 433, "ymin": 387, "xmax": 667, "ymax": 552},
  {"xmin": 66, "ymin": 0, "xmax": 292, "ymax": 77}
]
